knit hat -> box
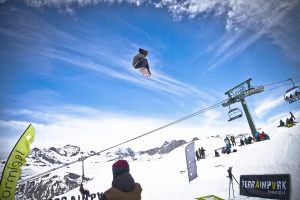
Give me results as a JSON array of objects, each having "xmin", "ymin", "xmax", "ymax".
[{"xmin": 112, "ymin": 160, "xmax": 130, "ymax": 178}]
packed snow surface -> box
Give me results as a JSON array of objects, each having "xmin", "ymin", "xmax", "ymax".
[{"xmin": 52, "ymin": 116, "xmax": 300, "ymax": 200}]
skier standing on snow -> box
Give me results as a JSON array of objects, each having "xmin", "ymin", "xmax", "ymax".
[
  {"xmin": 227, "ymin": 167, "xmax": 235, "ymax": 199},
  {"xmin": 196, "ymin": 150, "xmax": 201, "ymax": 161},
  {"xmin": 215, "ymin": 150, "xmax": 220, "ymax": 157},
  {"xmin": 200, "ymin": 147, "xmax": 206, "ymax": 159},
  {"xmin": 290, "ymin": 112, "xmax": 296, "ymax": 120},
  {"xmin": 230, "ymin": 135, "xmax": 236, "ymax": 146},
  {"xmin": 99, "ymin": 160, "xmax": 142, "ymax": 200},
  {"xmin": 278, "ymin": 119, "xmax": 285, "ymax": 127},
  {"xmin": 239, "ymin": 138, "xmax": 245, "ymax": 146}
]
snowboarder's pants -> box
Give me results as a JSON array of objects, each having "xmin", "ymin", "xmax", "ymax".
[{"xmin": 134, "ymin": 58, "xmax": 151, "ymax": 73}]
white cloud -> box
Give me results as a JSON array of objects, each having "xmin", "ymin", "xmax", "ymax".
[
  {"xmin": 157, "ymin": 0, "xmax": 298, "ymax": 32},
  {"xmin": 267, "ymin": 112, "xmax": 291, "ymax": 124},
  {"xmin": 254, "ymin": 96, "xmax": 284, "ymax": 119},
  {"xmin": 12, "ymin": 0, "xmax": 300, "ymax": 72},
  {"xmin": 0, "ymin": 8, "xmax": 211, "ymax": 103},
  {"xmin": 206, "ymin": 0, "xmax": 299, "ymax": 69},
  {"xmin": 24, "ymin": 0, "xmax": 145, "ymax": 8},
  {"xmin": 0, "ymin": 104, "xmax": 247, "ymax": 154},
  {"xmin": 208, "ymin": 28, "xmax": 265, "ymax": 70},
  {"xmin": 154, "ymin": 0, "xmax": 299, "ymax": 69},
  {"xmin": 22, "ymin": 0, "xmax": 299, "ymax": 29},
  {"xmin": 159, "ymin": 0, "xmax": 226, "ymax": 19},
  {"xmin": 35, "ymin": 46, "xmax": 208, "ymax": 99}
]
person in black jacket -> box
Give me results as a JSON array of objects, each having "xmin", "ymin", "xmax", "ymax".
[
  {"xmin": 200, "ymin": 147, "xmax": 206, "ymax": 159},
  {"xmin": 214, "ymin": 150, "xmax": 220, "ymax": 157},
  {"xmin": 195, "ymin": 150, "xmax": 200, "ymax": 160},
  {"xmin": 99, "ymin": 160, "xmax": 142, "ymax": 200}
]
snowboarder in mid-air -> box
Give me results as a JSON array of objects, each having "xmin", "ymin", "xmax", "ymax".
[{"xmin": 132, "ymin": 48, "xmax": 151, "ymax": 77}]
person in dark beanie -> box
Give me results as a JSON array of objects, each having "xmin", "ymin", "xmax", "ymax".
[
  {"xmin": 99, "ymin": 160, "xmax": 142, "ymax": 200},
  {"xmin": 132, "ymin": 48, "xmax": 151, "ymax": 76}
]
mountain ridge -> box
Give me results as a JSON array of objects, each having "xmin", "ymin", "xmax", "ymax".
[{"xmin": 5, "ymin": 139, "xmax": 193, "ymax": 199}]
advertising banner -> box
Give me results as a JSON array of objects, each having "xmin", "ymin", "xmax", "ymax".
[
  {"xmin": 0, "ymin": 124, "xmax": 35, "ymax": 200},
  {"xmin": 185, "ymin": 142, "xmax": 197, "ymax": 182},
  {"xmin": 240, "ymin": 174, "xmax": 290, "ymax": 200}
]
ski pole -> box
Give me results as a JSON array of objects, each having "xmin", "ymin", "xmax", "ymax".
[{"xmin": 232, "ymin": 174, "xmax": 249, "ymax": 198}]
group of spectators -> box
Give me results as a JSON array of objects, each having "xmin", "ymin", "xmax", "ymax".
[
  {"xmin": 285, "ymin": 90, "xmax": 299, "ymax": 103},
  {"xmin": 278, "ymin": 112, "xmax": 296, "ymax": 128},
  {"xmin": 239, "ymin": 131, "xmax": 270, "ymax": 145},
  {"xmin": 255, "ymin": 131, "xmax": 270, "ymax": 141},
  {"xmin": 198, "ymin": 129, "xmax": 273, "ymax": 160},
  {"xmin": 220, "ymin": 130, "xmax": 270, "ymax": 154},
  {"xmin": 195, "ymin": 147, "xmax": 206, "ymax": 161},
  {"xmin": 239, "ymin": 135, "xmax": 254, "ymax": 146},
  {"xmin": 219, "ymin": 135, "xmax": 237, "ymax": 155}
]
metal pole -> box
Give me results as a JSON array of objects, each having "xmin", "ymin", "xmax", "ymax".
[
  {"xmin": 82, "ymin": 157, "xmax": 85, "ymax": 181},
  {"xmin": 241, "ymin": 98, "xmax": 257, "ymax": 138}
]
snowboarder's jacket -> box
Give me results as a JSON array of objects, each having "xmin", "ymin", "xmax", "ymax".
[
  {"xmin": 101, "ymin": 172, "xmax": 142, "ymax": 200},
  {"xmin": 132, "ymin": 53, "xmax": 146, "ymax": 68}
]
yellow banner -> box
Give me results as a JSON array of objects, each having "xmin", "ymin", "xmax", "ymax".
[{"xmin": 0, "ymin": 124, "xmax": 35, "ymax": 200}]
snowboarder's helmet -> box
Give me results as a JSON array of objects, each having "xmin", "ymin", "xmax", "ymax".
[{"xmin": 139, "ymin": 48, "xmax": 148, "ymax": 56}]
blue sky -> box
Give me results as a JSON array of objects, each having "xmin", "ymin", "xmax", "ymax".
[{"xmin": 0, "ymin": 0, "xmax": 300, "ymax": 158}]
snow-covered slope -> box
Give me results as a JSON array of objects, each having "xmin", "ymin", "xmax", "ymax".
[
  {"xmin": 52, "ymin": 120, "xmax": 299, "ymax": 200},
  {"xmin": 2, "ymin": 113, "xmax": 298, "ymax": 200},
  {"xmin": 7, "ymin": 140, "xmax": 188, "ymax": 199}
]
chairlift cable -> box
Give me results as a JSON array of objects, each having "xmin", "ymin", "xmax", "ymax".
[
  {"xmin": 262, "ymin": 77, "xmax": 300, "ymax": 87},
  {"xmin": 264, "ymin": 83, "xmax": 294, "ymax": 92},
  {"xmin": 19, "ymin": 100, "xmax": 224, "ymax": 184},
  {"xmin": 262, "ymin": 80, "xmax": 289, "ymax": 87},
  {"xmin": 263, "ymin": 80, "xmax": 300, "ymax": 92}
]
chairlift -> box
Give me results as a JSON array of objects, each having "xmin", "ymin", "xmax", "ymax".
[
  {"xmin": 284, "ymin": 78, "xmax": 299, "ymax": 104},
  {"xmin": 228, "ymin": 106, "xmax": 243, "ymax": 122}
]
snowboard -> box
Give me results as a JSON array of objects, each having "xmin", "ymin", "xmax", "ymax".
[{"xmin": 139, "ymin": 67, "xmax": 151, "ymax": 77}]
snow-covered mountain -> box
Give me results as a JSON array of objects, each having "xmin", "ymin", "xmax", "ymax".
[
  {"xmin": 16, "ymin": 172, "xmax": 93, "ymax": 200},
  {"xmin": 3, "ymin": 140, "xmax": 189, "ymax": 199},
  {"xmin": 28, "ymin": 145, "xmax": 81, "ymax": 166},
  {"xmin": 23, "ymin": 139, "xmax": 189, "ymax": 167}
]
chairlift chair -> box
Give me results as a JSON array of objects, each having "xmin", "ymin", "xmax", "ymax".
[
  {"xmin": 228, "ymin": 107, "xmax": 243, "ymax": 122},
  {"xmin": 284, "ymin": 78, "xmax": 300, "ymax": 104}
]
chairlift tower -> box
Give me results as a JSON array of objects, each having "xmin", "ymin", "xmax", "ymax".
[{"xmin": 222, "ymin": 78, "xmax": 264, "ymax": 137}]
